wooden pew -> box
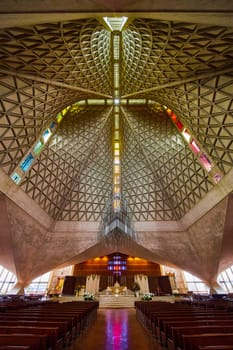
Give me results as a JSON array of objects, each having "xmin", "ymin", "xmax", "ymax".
[
  {"xmin": 5, "ymin": 310, "xmax": 83, "ymax": 336},
  {"xmin": 163, "ymin": 319, "xmax": 233, "ymax": 342},
  {"xmin": 6, "ymin": 326, "xmax": 61, "ymax": 350},
  {"xmin": 168, "ymin": 325, "xmax": 233, "ymax": 350},
  {"xmin": 0, "ymin": 329, "xmax": 7, "ymax": 335},
  {"xmin": 134, "ymin": 300, "xmax": 233, "ymax": 350},
  {"xmin": 0, "ymin": 334, "xmax": 47, "ymax": 350},
  {"xmin": 163, "ymin": 319, "xmax": 233, "ymax": 346},
  {"xmin": 0, "ymin": 300, "xmax": 99, "ymax": 349},
  {"xmin": 0, "ymin": 314, "xmax": 75, "ymax": 341},
  {"xmin": 199, "ymin": 346, "xmax": 233, "ymax": 350},
  {"xmin": 3, "ymin": 307, "xmax": 89, "ymax": 335},
  {"xmin": 0, "ymin": 320, "xmax": 68, "ymax": 346},
  {"xmin": 157, "ymin": 315, "xmax": 233, "ymax": 344},
  {"xmin": 182, "ymin": 333, "xmax": 233, "ymax": 350},
  {"xmin": 146, "ymin": 309, "xmax": 232, "ymax": 338},
  {"xmin": 0, "ymin": 347, "xmax": 32, "ymax": 350}
]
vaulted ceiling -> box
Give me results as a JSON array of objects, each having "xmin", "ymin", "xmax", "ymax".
[{"xmin": 0, "ymin": 1, "xmax": 233, "ymax": 290}]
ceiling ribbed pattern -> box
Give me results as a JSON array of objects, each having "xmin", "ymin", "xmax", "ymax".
[
  {"xmin": 0, "ymin": 74, "xmax": 90, "ymax": 175},
  {"xmin": 121, "ymin": 109, "xmax": 177, "ymax": 221},
  {"xmin": 138, "ymin": 72, "xmax": 233, "ymax": 175},
  {"xmin": 0, "ymin": 17, "xmax": 232, "ymax": 222},
  {"xmin": 121, "ymin": 19, "xmax": 233, "ymax": 94},
  {"xmin": 121, "ymin": 106, "xmax": 213, "ymax": 220},
  {"xmin": 20, "ymin": 107, "xmax": 113, "ymax": 220},
  {"xmin": 57, "ymin": 108, "xmax": 113, "ymax": 221},
  {"xmin": 121, "ymin": 20, "xmax": 152, "ymax": 93},
  {"xmin": 0, "ymin": 19, "xmax": 112, "ymax": 94}
]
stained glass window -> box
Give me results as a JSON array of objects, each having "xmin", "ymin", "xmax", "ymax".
[
  {"xmin": 11, "ymin": 172, "xmax": 21, "ymax": 184},
  {"xmin": 190, "ymin": 139, "xmax": 200, "ymax": 154},
  {"xmin": 176, "ymin": 120, "xmax": 183, "ymax": 131},
  {"xmin": 182, "ymin": 129, "xmax": 191, "ymax": 143},
  {"xmin": 33, "ymin": 140, "xmax": 44, "ymax": 155},
  {"xmin": 199, "ymin": 152, "xmax": 213, "ymax": 172},
  {"xmin": 42, "ymin": 128, "xmax": 52, "ymax": 144},
  {"xmin": 20, "ymin": 153, "xmax": 34, "ymax": 172}
]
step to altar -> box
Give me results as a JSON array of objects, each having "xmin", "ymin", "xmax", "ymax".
[
  {"xmin": 98, "ymin": 295, "xmax": 175, "ymax": 308},
  {"xmin": 50, "ymin": 294, "xmax": 176, "ymax": 308},
  {"xmin": 98, "ymin": 295, "xmax": 138, "ymax": 308}
]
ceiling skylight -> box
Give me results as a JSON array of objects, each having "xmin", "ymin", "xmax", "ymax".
[{"xmin": 103, "ymin": 17, "xmax": 128, "ymax": 31}]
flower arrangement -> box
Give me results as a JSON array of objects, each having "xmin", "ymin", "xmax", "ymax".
[
  {"xmin": 141, "ymin": 293, "xmax": 154, "ymax": 301},
  {"xmin": 83, "ymin": 292, "xmax": 95, "ymax": 301}
]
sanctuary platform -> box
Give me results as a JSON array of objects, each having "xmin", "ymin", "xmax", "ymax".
[{"xmin": 56, "ymin": 294, "xmax": 175, "ymax": 308}]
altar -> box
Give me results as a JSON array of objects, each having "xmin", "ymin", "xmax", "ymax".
[
  {"xmin": 98, "ymin": 294, "xmax": 175, "ymax": 308},
  {"xmin": 106, "ymin": 282, "xmax": 128, "ymax": 295}
]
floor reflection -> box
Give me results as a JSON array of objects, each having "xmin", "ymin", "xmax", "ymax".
[
  {"xmin": 105, "ymin": 309, "xmax": 128, "ymax": 350},
  {"xmin": 67, "ymin": 309, "xmax": 162, "ymax": 350}
]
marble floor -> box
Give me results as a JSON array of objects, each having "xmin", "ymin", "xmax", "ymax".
[{"xmin": 68, "ymin": 308, "xmax": 164, "ymax": 350}]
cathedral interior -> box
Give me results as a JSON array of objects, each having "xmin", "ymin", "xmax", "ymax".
[{"xmin": 0, "ymin": 0, "xmax": 233, "ymax": 293}]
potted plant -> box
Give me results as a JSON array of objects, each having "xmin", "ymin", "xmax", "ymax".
[
  {"xmin": 83, "ymin": 292, "xmax": 95, "ymax": 301},
  {"xmin": 141, "ymin": 293, "xmax": 154, "ymax": 301}
]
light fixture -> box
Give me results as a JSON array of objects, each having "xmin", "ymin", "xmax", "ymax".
[{"xmin": 98, "ymin": 194, "xmax": 137, "ymax": 250}]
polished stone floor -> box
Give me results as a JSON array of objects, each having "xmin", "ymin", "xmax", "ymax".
[{"xmin": 68, "ymin": 308, "xmax": 163, "ymax": 350}]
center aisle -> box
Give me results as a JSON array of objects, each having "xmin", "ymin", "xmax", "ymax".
[{"xmin": 68, "ymin": 308, "xmax": 163, "ymax": 350}]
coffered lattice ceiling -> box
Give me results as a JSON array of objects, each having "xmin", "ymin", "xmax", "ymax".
[
  {"xmin": 0, "ymin": 73, "xmax": 95, "ymax": 176},
  {"xmin": 137, "ymin": 73, "xmax": 233, "ymax": 175},
  {"xmin": 121, "ymin": 19, "xmax": 233, "ymax": 94},
  {"xmin": 0, "ymin": 17, "xmax": 233, "ymax": 222},
  {"xmin": 19, "ymin": 107, "xmax": 113, "ymax": 221},
  {"xmin": 121, "ymin": 106, "xmax": 213, "ymax": 221},
  {"xmin": 0, "ymin": 19, "xmax": 112, "ymax": 94}
]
